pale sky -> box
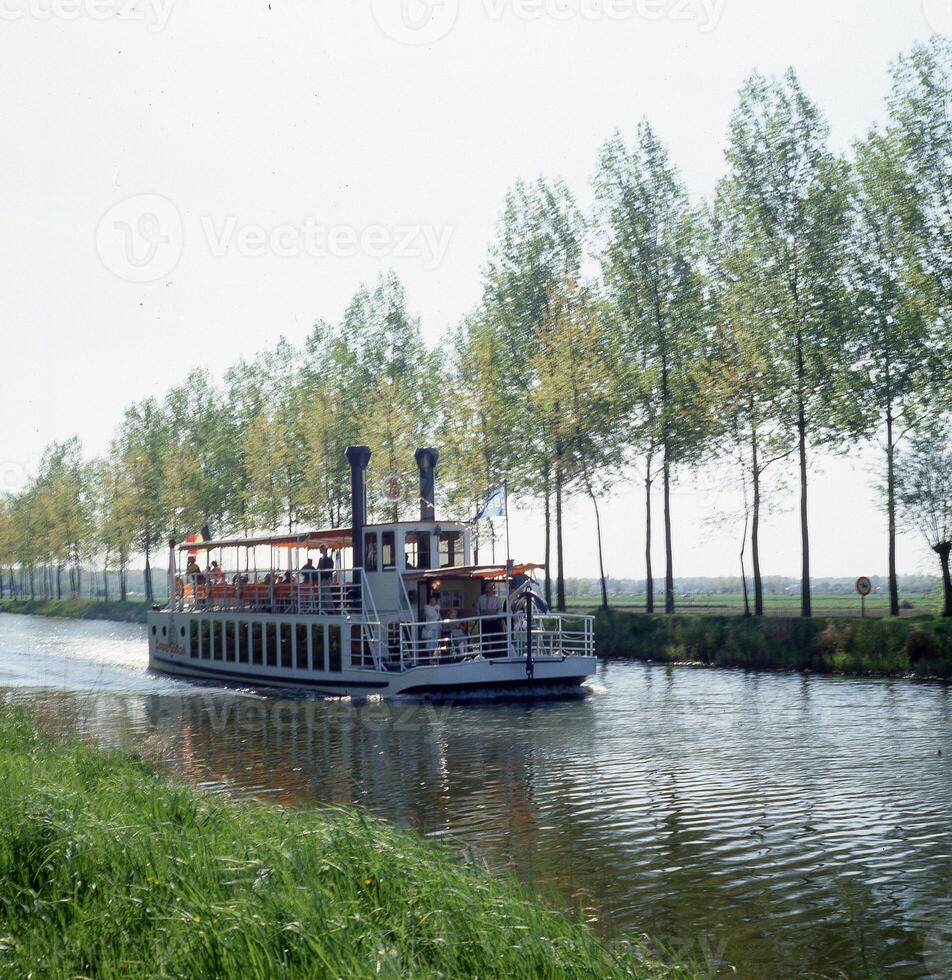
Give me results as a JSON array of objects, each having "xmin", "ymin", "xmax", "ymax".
[{"xmin": 0, "ymin": 0, "xmax": 947, "ymax": 580}]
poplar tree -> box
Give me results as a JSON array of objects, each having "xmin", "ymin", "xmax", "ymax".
[
  {"xmin": 596, "ymin": 122, "xmax": 708, "ymax": 614},
  {"xmin": 724, "ymin": 70, "xmax": 853, "ymax": 617}
]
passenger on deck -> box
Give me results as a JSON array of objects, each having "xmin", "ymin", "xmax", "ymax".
[
  {"xmin": 445, "ymin": 609, "xmax": 467, "ymax": 656},
  {"xmin": 476, "ymin": 580, "xmax": 504, "ymax": 657},
  {"xmin": 185, "ymin": 556, "xmax": 203, "ymax": 584},
  {"xmin": 209, "ymin": 561, "xmax": 225, "ymax": 584},
  {"xmin": 300, "ymin": 558, "xmax": 317, "ymax": 583},
  {"xmin": 318, "ymin": 545, "xmax": 335, "ymax": 611},
  {"xmin": 421, "ymin": 593, "xmax": 442, "ymax": 659}
]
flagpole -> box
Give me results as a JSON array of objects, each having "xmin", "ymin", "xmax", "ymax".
[{"xmin": 504, "ymin": 480, "xmax": 510, "ymax": 569}]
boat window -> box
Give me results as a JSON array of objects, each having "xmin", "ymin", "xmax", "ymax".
[
  {"xmin": 251, "ymin": 622, "xmax": 263, "ymax": 665},
  {"xmin": 225, "ymin": 621, "xmax": 236, "ymax": 662},
  {"xmin": 404, "ymin": 532, "xmax": 420, "ymax": 569},
  {"xmin": 311, "ymin": 624, "xmax": 325, "ymax": 671},
  {"xmin": 266, "ymin": 623, "xmax": 277, "ymax": 667},
  {"xmin": 439, "ymin": 531, "xmax": 463, "ymax": 568},
  {"xmin": 190, "ymin": 619, "xmax": 199, "ymax": 658},
  {"xmin": 201, "ymin": 620, "xmax": 211, "ymax": 660},
  {"xmin": 364, "ymin": 533, "xmax": 378, "ymax": 572},
  {"xmin": 328, "ymin": 624, "xmax": 342, "ymax": 672},
  {"xmin": 382, "ymin": 531, "xmax": 396, "ymax": 570},
  {"xmin": 280, "ymin": 623, "xmax": 293, "ymax": 669},
  {"xmin": 238, "ymin": 622, "xmax": 250, "ymax": 663},
  {"xmin": 295, "ymin": 625, "xmax": 308, "ymax": 670},
  {"xmin": 213, "ymin": 622, "xmax": 224, "ymax": 661}
]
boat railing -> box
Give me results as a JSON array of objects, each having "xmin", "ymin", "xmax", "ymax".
[
  {"xmin": 172, "ymin": 567, "xmax": 376, "ymax": 619},
  {"xmin": 393, "ymin": 611, "xmax": 595, "ymax": 670}
]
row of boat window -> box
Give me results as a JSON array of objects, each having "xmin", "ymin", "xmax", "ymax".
[{"xmin": 189, "ymin": 619, "xmax": 344, "ymax": 672}]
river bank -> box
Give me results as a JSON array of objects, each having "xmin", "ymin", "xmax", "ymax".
[
  {"xmin": 593, "ymin": 609, "xmax": 952, "ymax": 679},
  {"xmin": 4, "ymin": 597, "xmax": 950, "ymax": 680},
  {"xmin": 0, "ymin": 597, "xmax": 149, "ymax": 623},
  {"xmin": 0, "ymin": 709, "xmax": 683, "ymax": 979}
]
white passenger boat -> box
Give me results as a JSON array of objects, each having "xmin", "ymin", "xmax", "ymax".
[{"xmin": 147, "ymin": 447, "xmax": 596, "ymax": 698}]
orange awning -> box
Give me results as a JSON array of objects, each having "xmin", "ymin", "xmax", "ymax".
[{"xmin": 404, "ymin": 563, "xmax": 543, "ymax": 581}]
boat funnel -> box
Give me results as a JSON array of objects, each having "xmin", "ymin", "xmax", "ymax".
[
  {"xmin": 345, "ymin": 446, "xmax": 372, "ymax": 568},
  {"xmin": 414, "ymin": 448, "xmax": 439, "ymax": 522}
]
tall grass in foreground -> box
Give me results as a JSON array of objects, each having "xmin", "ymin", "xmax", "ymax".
[{"xmin": 0, "ymin": 712, "xmax": 687, "ymax": 979}]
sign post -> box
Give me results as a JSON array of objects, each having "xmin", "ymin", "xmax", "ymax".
[{"xmin": 855, "ymin": 576, "xmax": 872, "ymax": 618}]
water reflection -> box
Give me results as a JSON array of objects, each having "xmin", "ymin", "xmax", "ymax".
[{"xmin": 1, "ymin": 614, "xmax": 951, "ymax": 978}]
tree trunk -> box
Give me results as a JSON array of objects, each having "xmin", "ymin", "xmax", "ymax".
[
  {"xmin": 886, "ymin": 408, "xmax": 899, "ymax": 617},
  {"xmin": 103, "ymin": 564, "xmax": 109, "ymax": 601},
  {"xmin": 645, "ymin": 458, "xmax": 654, "ymax": 614},
  {"xmin": 543, "ymin": 477, "xmax": 552, "ymax": 609},
  {"xmin": 589, "ymin": 490, "xmax": 609, "ymax": 611},
  {"xmin": 751, "ymin": 421, "xmax": 764, "ymax": 617},
  {"xmin": 796, "ymin": 332, "xmax": 811, "ymax": 618},
  {"xmin": 936, "ymin": 543, "xmax": 952, "ymax": 618},
  {"xmin": 120, "ymin": 566, "xmax": 127, "ymax": 602},
  {"xmin": 56, "ymin": 565, "xmax": 62, "ymax": 600},
  {"xmin": 740, "ymin": 524, "xmax": 751, "ymax": 618},
  {"xmin": 555, "ymin": 462, "xmax": 566, "ymax": 613},
  {"xmin": 663, "ymin": 453, "xmax": 674, "ymax": 615}
]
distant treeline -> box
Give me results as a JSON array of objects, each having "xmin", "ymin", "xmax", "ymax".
[{"xmin": 1, "ymin": 38, "xmax": 951, "ymax": 618}]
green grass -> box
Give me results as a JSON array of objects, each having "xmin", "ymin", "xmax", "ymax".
[
  {"xmin": 567, "ymin": 592, "xmax": 944, "ymax": 618},
  {"xmin": 0, "ymin": 597, "xmax": 149, "ymax": 623},
  {"xmin": 0, "ymin": 711, "xmax": 688, "ymax": 979},
  {"xmin": 590, "ymin": 609, "xmax": 952, "ymax": 678}
]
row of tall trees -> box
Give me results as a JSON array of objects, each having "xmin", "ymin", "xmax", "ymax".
[{"xmin": 1, "ymin": 38, "xmax": 950, "ymax": 616}]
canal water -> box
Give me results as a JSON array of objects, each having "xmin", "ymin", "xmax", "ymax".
[{"xmin": 0, "ymin": 613, "xmax": 950, "ymax": 978}]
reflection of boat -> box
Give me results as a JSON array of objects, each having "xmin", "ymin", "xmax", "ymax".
[{"xmin": 148, "ymin": 447, "xmax": 596, "ymax": 698}]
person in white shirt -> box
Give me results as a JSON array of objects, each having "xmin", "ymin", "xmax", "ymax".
[
  {"xmin": 476, "ymin": 581, "xmax": 504, "ymax": 658},
  {"xmin": 421, "ymin": 592, "xmax": 442, "ymax": 661}
]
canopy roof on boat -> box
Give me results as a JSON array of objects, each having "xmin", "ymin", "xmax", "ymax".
[
  {"xmin": 404, "ymin": 563, "xmax": 544, "ymax": 581},
  {"xmin": 178, "ymin": 529, "xmax": 353, "ymax": 553}
]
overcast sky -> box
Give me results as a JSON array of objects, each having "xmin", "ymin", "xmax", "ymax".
[{"xmin": 1, "ymin": 0, "xmax": 947, "ymax": 580}]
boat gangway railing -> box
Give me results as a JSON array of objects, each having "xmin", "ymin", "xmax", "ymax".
[
  {"xmin": 173, "ymin": 566, "xmax": 377, "ymax": 620},
  {"xmin": 392, "ymin": 611, "xmax": 595, "ymax": 671}
]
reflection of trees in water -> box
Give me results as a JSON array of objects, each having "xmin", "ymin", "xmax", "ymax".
[{"xmin": 8, "ymin": 680, "xmax": 952, "ymax": 979}]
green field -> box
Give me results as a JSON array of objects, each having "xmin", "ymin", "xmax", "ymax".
[{"xmin": 567, "ymin": 592, "xmax": 944, "ymax": 618}]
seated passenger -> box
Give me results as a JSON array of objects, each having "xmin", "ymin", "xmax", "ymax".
[{"xmin": 300, "ymin": 558, "xmax": 317, "ymax": 583}]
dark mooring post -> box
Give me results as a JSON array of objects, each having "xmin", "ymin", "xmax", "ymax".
[{"xmin": 415, "ymin": 447, "xmax": 439, "ymax": 520}]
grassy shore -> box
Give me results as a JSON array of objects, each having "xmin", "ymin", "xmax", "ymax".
[
  {"xmin": 0, "ymin": 597, "xmax": 149, "ymax": 623},
  {"xmin": 0, "ymin": 711, "xmax": 685, "ymax": 979},
  {"xmin": 591, "ymin": 609, "xmax": 952, "ymax": 679}
]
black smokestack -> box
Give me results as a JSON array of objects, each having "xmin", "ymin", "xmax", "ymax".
[
  {"xmin": 415, "ymin": 448, "xmax": 439, "ymax": 521},
  {"xmin": 346, "ymin": 446, "xmax": 372, "ymax": 568}
]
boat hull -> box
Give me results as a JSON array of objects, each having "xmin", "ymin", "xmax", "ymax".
[{"xmin": 147, "ymin": 610, "xmax": 596, "ymax": 699}]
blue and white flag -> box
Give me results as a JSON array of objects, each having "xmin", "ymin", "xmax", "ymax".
[{"xmin": 474, "ymin": 485, "xmax": 506, "ymax": 522}]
